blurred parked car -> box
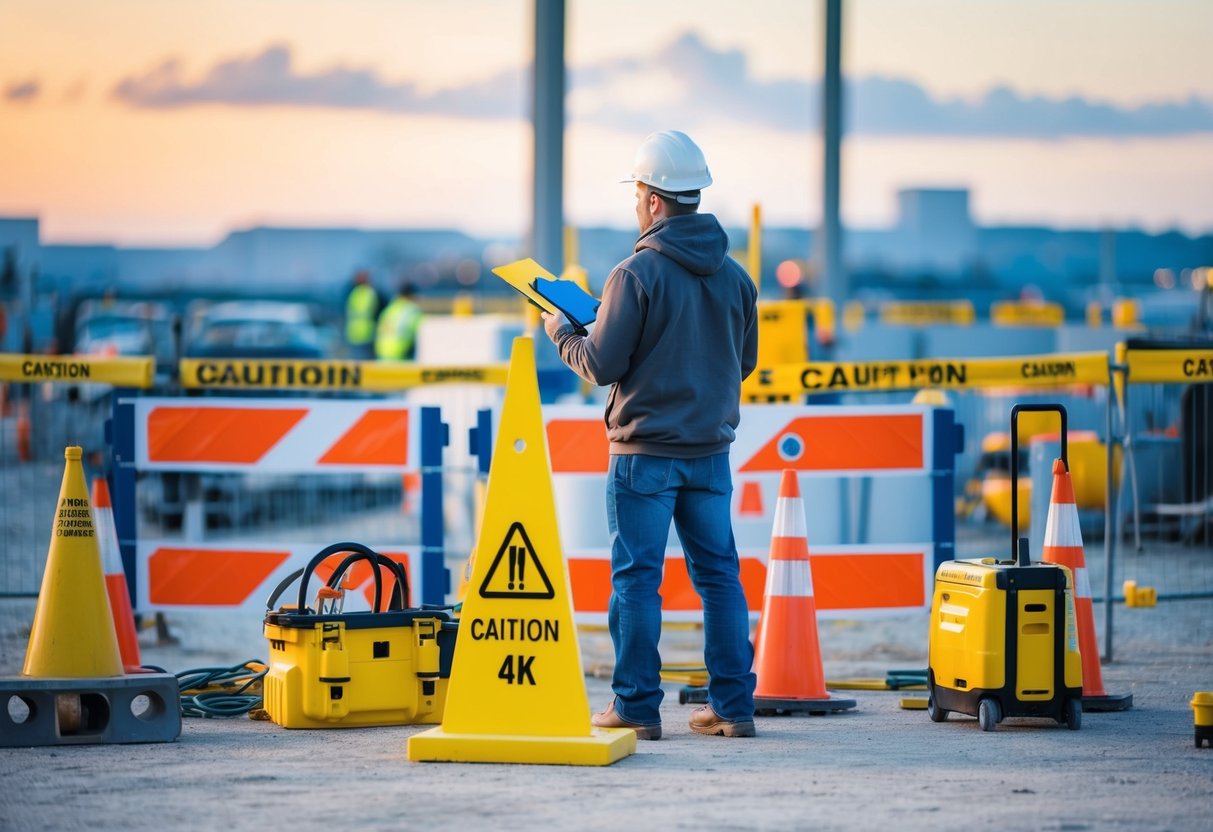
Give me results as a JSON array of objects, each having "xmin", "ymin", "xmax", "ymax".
[
  {"xmin": 60, "ymin": 299, "xmax": 177, "ymax": 462},
  {"xmin": 184, "ymin": 300, "xmax": 336, "ymax": 360},
  {"xmin": 147, "ymin": 299, "xmax": 383, "ymax": 531},
  {"xmin": 73, "ymin": 298, "xmax": 177, "ymax": 390}
]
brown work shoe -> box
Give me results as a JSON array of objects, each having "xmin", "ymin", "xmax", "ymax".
[
  {"xmin": 689, "ymin": 704, "xmax": 756, "ymax": 737},
  {"xmin": 592, "ymin": 700, "xmax": 662, "ymax": 740}
]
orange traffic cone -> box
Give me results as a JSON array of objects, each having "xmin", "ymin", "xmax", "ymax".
[
  {"xmin": 92, "ymin": 477, "xmax": 144, "ymax": 673},
  {"xmin": 16, "ymin": 399, "xmax": 31, "ymax": 462},
  {"xmin": 751, "ymin": 470, "xmax": 855, "ymax": 715},
  {"xmin": 1041, "ymin": 458, "xmax": 1132, "ymax": 712},
  {"xmin": 737, "ymin": 480, "xmax": 764, "ymax": 517},
  {"xmin": 23, "ymin": 447, "xmax": 124, "ymax": 678}
]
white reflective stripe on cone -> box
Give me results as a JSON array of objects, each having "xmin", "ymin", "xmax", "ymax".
[
  {"xmin": 1044, "ymin": 501, "xmax": 1084, "ymax": 550},
  {"xmin": 1073, "ymin": 566, "xmax": 1092, "ymax": 599},
  {"xmin": 94, "ymin": 506, "xmax": 124, "ymax": 575},
  {"xmin": 772, "ymin": 496, "xmax": 807, "ymax": 539},
  {"xmin": 763, "ymin": 559, "xmax": 814, "ymax": 598}
]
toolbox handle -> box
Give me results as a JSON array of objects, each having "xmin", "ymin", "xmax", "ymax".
[
  {"xmin": 298, "ymin": 542, "xmax": 409, "ymax": 613},
  {"xmin": 1009, "ymin": 403, "xmax": 1068, "ymax": 566},
  {"xmin": 259, "ymin": 543, "xmax": 407, "ymax": 616},
  {"xmin": 323, "ymin": 550, "xmax": 410, "ymax": 612}
]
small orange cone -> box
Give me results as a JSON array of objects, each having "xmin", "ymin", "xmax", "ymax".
[
  {"xmin": 1041, "ymin": 458, "xmax": 1132, "ymax": 712},
  {"xmin": 16, "ymin": 399, "xmax": 31, "ymax": 462},
  {"xmin": 92, "ymin": 477, "xmax": 144, "ymax": 673},
  {"xmin": 401, "ymin": 471, "xmax": 421, "ymax": 513},
  {"xmin": 737, "ymin": 480, "xmax": 764, "ymax": 517},
  {"xmin": 751, "ymin": 470, "xmax": 855, "ymax": 715},
  {"xmin": 23, "ymin": 447, "xmax": 124, "ymax": 678}
]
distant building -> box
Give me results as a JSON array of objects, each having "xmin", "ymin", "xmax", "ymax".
[
  {"xmin": 4, "ymin": 189, "xmax": 1211, "ymax": 318},
  {"xmin": 0, "ymin": 217, "xmax": 41, "ymax": 302},
  {"xmin": 893, "ymin": 188, "xmax": 977, "ymax": 277}
]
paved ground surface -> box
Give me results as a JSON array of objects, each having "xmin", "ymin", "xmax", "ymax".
[{"xmin": 2, "ymin": 573, "xmax": 1211, "ymax": 831}]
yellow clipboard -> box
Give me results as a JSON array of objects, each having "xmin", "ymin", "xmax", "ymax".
[{"xmin": 491, "ymin": 258, "xmax": 599, "ymax": 334}]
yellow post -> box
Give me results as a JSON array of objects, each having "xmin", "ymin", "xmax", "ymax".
[
  {"xmin": 1114, "ymin": 341, "xmax": 1128, "ymax": 413},
  {"xmin": 1086, "ymin": 301, "xmax": 1103, "ymax": 328},
  {"xmin": 843, "ymin": 300, "xmax": 866, "ymax": 333},
  {"xmin": 563, "ymin": 225, "xmax": 579, "ymax": 272},
  {"xmin": 748, "ymin": 204, "xmax": 762, "ymax": 292},
  {"xmin": 1112, "ymin": 298, "xmax": 1140, "ymax": 329},
  {"xmin": 23, "ymin": 447, "xmax": 124, "ymax": 678}
]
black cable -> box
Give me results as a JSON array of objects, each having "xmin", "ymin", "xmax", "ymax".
[{"xmin": 176, "ymin": 659, "xmax": 267, "ymax": 718}]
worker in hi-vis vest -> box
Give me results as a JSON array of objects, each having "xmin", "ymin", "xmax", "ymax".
[
  {"xmin": 344, "ymin": 269, "xmax": 384, "ymax": 360},
  {"xmin": 375, "ymin": 281, "xmax": 423, "ymax": 361}
]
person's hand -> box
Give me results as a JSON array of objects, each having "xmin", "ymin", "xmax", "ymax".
[{"xmin": 542, "ymin": 311, "xmax": 569, "ymax": 343}]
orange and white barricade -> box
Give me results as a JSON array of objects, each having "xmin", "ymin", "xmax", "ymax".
[
  {"xmin": 127, "ymin": 398, "xmax": 427, "ymax": 611},
  {"xmin": 544, "ymin": 403, "xmax": 957, "ymax": 623}
]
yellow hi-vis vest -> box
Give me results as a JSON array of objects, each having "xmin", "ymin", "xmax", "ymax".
[
  {"xmin": 346, "ymin": 284, "xmax": 379, "ymax": 346},
  {"xmin": 375, "ymin": 297, "xmax": 423, "ymax": 360}
]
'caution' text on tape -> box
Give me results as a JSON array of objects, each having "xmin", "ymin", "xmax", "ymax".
[{"xmin": 753, "ymin": 352, "xmax": 1110, "ymax": 395}]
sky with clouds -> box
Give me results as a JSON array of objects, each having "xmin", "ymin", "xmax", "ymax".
[{"xmin": 2, "ymin": 0, "xmax": 1212, "ymax": 244}]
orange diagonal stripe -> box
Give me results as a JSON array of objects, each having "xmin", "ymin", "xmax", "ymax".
[
  {"xmin": 567, "ymin": 556, "xmax": 766, "ymax": 613},
  {"xmin": 149, "ymin": 548, "xmax": 289, "ymax": 605},
  {"xmin": 811, "ymin": 552, "xmax": 926, "ymax": 610},
  {"xmin": 740, "ymin": 414, "xmax": 924, "ymax": 472},
  {"xmin": 148, "ymin": 407, "xmax": 307, "ymax": 464},
  {"xmin": 547, "ymin": 419, "xmax": 609, "ymax": 473},
  {"xmin": 319, "ymin": 409, "xmax": 409, "ymax": 466}
]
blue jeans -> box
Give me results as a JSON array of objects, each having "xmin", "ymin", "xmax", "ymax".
[{"xmin": 606, "ymin": 453, "xmax": 756, "ymax": 725}]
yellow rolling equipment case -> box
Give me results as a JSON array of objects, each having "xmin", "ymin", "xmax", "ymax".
[
  {"xmin": 262, "ymin": 543, "xmax": 457, "ymax": 729},
  {"xmin": 927, "ymin": 404, "xmax": 1083, "ymax": 732}
]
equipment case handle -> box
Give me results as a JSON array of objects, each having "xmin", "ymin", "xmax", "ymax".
[{"xmin": 1009, "ymin": 404, "xmax": 1068, "ymax": 566}]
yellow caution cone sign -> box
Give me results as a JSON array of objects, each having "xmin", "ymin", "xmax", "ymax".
[
  {"xmin": 1, "ymin": 447, "xmax": 180, "ymax": 747},
  {"xmin": 408, "ymin": 337, "xmax": 636, "ymax": 765},
  {"xmin": 23, "ymin": 447, "xmax": 124, "ymax": 679}
]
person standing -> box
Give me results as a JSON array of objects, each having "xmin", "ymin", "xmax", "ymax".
[
  {"xmin": 344, "ymin": 269, "xmax": 384, "ymax": 360},
  {"xmin": 543, "ymin": 130, "xmax": 758, "ymax": 739},
  {"xmin": 375, "ymin": 281, "xmax": 423, "ymax": 361}
]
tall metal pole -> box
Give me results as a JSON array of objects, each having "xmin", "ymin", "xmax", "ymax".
[
  {"xmin": 532, "ymin": 0, "xmax": 565, "ymax": 271},
  {"xmin": 819, "ymin": 0, "xmax": 846, "ymax": 310}
]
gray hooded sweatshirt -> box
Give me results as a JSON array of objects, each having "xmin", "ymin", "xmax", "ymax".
[{"xmin": 551, "ymin": 213, "xmax": 758, "ymax": 458}]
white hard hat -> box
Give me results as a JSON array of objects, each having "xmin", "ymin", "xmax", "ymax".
[{"xmin": 622, "ymin": 130, "xmax": 712, "ymax": 202}]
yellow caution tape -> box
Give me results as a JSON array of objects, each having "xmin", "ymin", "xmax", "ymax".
[
  {"xmin": 879, "ymin": 301, "xmax": 976, "ymax": 326},
  {"xmin": 180, "ymin": 359, "xmax": 509, "ymax": 390},
  {"xmin": 750, "ymin": 351, "xmax": 1109, "ymax": 396},
  {"xmin": 0, "ymin": 353, "xmax": 155, "ymax": 387},
  {"xmin": 1123, "ymin": 348, "xmax": 1213, "ymax": 384},
  {"xmin": 990, "ymin": 300, "xmax": 1066, "ymax": 326}
]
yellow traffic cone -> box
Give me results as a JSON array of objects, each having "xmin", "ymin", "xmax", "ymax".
[{"xmin": 23, "ymin": 447, "xmax": 124, "ymax": 678}]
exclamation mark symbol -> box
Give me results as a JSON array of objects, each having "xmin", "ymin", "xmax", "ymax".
[
  {"xmin": 516, "ymin": 544, "xmax": 525, "ymax": 591},
  {"xmin": 508, "ymin": 545, "xmax": 518, "ymax": 590}
]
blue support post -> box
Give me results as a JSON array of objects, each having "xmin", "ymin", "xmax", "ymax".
[
  {"xmin": 469, "ymin": 408, "xmax": 493, "ymax": 476},
  {"xmin": 419, "ymin": 406, "xmax": 450, "ymax": 605},
  {"xmin": 930, "ymin": 407, "xmax": 964, "ymax": 570},
  {"xmin": 108, "ymin": 393, "xmax": 139, "ymax": 611}
]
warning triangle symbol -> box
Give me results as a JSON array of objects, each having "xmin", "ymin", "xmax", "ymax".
[{"xmin": 479, "ymin": 521, "xmax": 555, "ymax": 599}]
